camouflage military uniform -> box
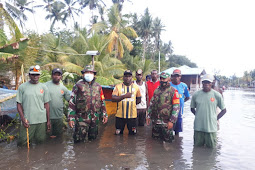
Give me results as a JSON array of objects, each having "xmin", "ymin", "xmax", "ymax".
[
  {"xmin": 148, "ymin": 83, "xmax": 180, "ymax": 143},
  {"xmin": 68, "ymin": 79, "xmax": 107, "ymax": 142}
]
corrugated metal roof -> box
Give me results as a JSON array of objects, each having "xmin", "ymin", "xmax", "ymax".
[{"xmin": 162, "ymin": 65, "xmax": 206, "ymax": 75}]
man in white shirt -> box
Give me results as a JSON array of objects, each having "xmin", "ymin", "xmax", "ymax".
[{"xmin": 134, "ymin": 69, "xmax": 148, "ymax": 126}]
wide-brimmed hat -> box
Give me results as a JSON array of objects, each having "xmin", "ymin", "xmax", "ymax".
[
  {"xmin": 81, "ymin": 65, "xmax": 97, "ymax": 74},
  {"xmin": 29, "ymin": 65, "xmax": 41, "ymax": 75}
]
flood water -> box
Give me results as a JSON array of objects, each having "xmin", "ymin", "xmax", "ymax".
[{"xmin": 1, "ymin": 90, "xmax": 255, "ymax": 170}]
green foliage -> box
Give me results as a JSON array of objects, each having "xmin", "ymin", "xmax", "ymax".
[
  {"xmin": 167, "ymin": 55, "xmax": 197, "ymax": 68},
  {"xmin": 0, "ymin": 29, "xmax": 8, "ymax": 46},
  {"xmin": 39, "ymin": 70, "xmax": 51, "ymax": 83},
  {"xmin": 0, "ymin": 114, "xmax": 20, "ymax": 141},
  {"xmin": 95, "ymin": 76, "xmax": 115, "ymax": 85}
]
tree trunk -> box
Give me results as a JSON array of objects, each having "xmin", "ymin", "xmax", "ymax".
[
  {"xmin": 142, "ymin": 37, "xmax": 147, "ymax": 62},
  {"xmin": 15, "ymin": 68, "xmax": 20, "ymax": 90}
]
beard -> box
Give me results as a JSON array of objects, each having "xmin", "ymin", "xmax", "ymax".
[{"xmin": 160, "ymin": 81, "xmax": 168, "ymax": 87}]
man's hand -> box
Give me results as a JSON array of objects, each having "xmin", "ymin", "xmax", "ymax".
[
  {"xmin": 124, "ymin": 92, "xmax": 132, "ymax": 98},
  {"xmin": 47, "ymin": 120, "xmax": 51, "ymax": 132},
  {"xmin": 102, "ymin": 117, "xmax": 108, "ymax": 124},
  {"xmin": 69, "ymin": 121, "xmax": 75, "ymax": 128},
  {"xmin": 22, "ymin": 119, "xmax": 30, "ymax": 128},
  {"xmin": 167, "ymin": 122, "xmax": 174, "ymax": 130},
  {"xmin": 146, "ymin": 118, "xmax": 151, "ymax": 126}
]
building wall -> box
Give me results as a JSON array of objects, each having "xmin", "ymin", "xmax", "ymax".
[{"xmin": 180, "ymin": 75, "xmax": 202, "ymax": 92}]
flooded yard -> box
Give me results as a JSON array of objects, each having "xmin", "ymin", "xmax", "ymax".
[{"xmin": 0, "ymin": 90, "xmax": 255, "ymax": 169}]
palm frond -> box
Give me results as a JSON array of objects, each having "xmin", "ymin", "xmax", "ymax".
[{"xmin": 62, "ymin": 62, "xmax": 83, "ymax": 75}]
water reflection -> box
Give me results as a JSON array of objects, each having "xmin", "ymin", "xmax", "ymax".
[{"xmin": 0, "ymin": 90, "xmax": 255, "ymax": 169}]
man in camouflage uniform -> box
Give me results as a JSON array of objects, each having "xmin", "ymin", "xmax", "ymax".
[
  {"xmin": 68, "ymin": 65, "xmax": 108, "ymax": 142},
  {"xmin": 146, "ymin": 72, "xmax": 180, "ymax": 143}
]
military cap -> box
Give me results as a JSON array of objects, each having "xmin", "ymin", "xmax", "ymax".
[
  {"xmin": 81, "ymin": 65, "xmax": 97, "ymax": 74},
  {"xmin": 160, "ymin": 72, "xmax": 170, "ymax": 78}
]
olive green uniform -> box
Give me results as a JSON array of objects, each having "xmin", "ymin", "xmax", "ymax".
[
  {"xmin": 45, "ymin": 81, "xmax": 70, "ymax": 136},
  {"xmin": 16, "ymin": 82, "xmax": 51, "ymax": 146}
]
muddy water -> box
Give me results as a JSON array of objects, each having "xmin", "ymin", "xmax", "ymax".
[{"xmin": 1, "ymin": 90, "xmax": 255, "ymax": 170}]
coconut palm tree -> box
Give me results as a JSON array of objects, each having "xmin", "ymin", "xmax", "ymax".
[
  {"xmin": 152, "ymin": 17, "xmax": 165, "ymax": 61},
  {"xmin": 45, "ymin": 1, "xmax": 66, "ymax": 32},
  {"xmin": 137, "ymin": 8, "xmax": 153, "ymax": 61},
  {"xmin": 39, "ymin": 33, "xmax": 83, "ymax": 74},
  {"xmin": 5, "ymin": 0, "xmax": 34, "ymax": 30},
  {"xmin": 107, "ymin": 4, "xmax": 137, "ymax": 59},
  {"xmin": 62, "ymin": 0, "xmax": 82, "ymax": 25}
]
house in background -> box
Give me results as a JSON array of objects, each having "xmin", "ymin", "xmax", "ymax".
[{"xmin": 162, "ymin": 65, "xmax": 206, "ymax": 92}]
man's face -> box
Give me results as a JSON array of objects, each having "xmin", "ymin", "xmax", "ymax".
[
  {"xmin": 136, "ymin": 73, "xmax": 143, "ymax": 82},
  {"xmin": 160, "ymin": 77, "xmax": 169, "ymax": 83},
  {"xmin": 151, "ymin": 71, "xmax": 158, "ymax": 81},
  {"xmin": 202, "ymin": 81, "xmax": 212, "ymax": 92},
  {"xmin": 160, "ymin": 77, "xmax": 170, "ymax": 87},
  {"xmin": 171, "ymin": 74, "xmax": 181, "ymax": 84},
  {"xmin": 29, "ymin": 74, "xmax": 40, "ymax": 84},
  {"xmin": 52, "ymin": 72, "xmax": 62, "ymax": 84},
  {"xmin": 123, "ymin": 74, "xmax": 132, "ymax": 85}
]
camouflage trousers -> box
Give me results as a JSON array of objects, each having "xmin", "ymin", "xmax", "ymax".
[
  {"xmin": 152, "ymin": 123, "xmax": 174, "ymax": 143},
  {"xmin": 73, "ymin": 112, "xmax": 99, "ymax": 142}
]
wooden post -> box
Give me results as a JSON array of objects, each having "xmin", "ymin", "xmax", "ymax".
[{"xmin": 92, "ymin": 55, "xmax": 94, "ymax": 67}]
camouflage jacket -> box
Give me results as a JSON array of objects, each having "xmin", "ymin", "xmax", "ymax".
[
  {"xmin": 148, "ymin": 84, "xmax": 180, "ymax": 124},
  {"xmin": 68, "ymin": 79, "xmax": 107, "ymax": 121}
]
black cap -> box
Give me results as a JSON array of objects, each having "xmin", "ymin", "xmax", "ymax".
[
  {"xmin": 52, "ymin": 68, "xmax": 62, "ymax": 75},
  {"xmin": 124, "ymin": 70, "xmax": 132, "ymax": 76}
]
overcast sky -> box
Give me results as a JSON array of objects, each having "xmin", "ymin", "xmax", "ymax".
[
  {"xmin": 2, "ymin": 0, "xmax": 255, "ymax": 77},
  {"xmin": 122, "ymin": 0, "xmax": 255, "ymax": 77}
]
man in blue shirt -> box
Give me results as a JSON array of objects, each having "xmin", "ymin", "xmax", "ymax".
[{"xmin": 170, "ymin": 69, "xmax": 190, "ymax": 136}]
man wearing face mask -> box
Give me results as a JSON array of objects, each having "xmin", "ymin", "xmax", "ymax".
[
  {"xmin": 45, "ymin": 68, "xmax": 71, "ymax": 138},
  {"xmin": 68, "ymin": 65, "xmax": 108, "ymax": 142},
  {"xmin": 146, "ymin": 72, "xmax": 180, "ymax": 143}
]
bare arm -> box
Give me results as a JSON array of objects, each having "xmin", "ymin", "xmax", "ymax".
[
  {"xmin": 184, "ymin": 97, "xmax": 190, "ymax": 102},
  {"xmin": 145, "ymin": 82, "xmax": 149, "ymax": 110},
  {"xmin": 112, "ymin": 92, "xmax": 132, "ymax": 102},
  {"xmin": 17, "ymin": 102, "xmax": 29, "ymax": 128},
  {"xmin": 44, "ymin": 102, "xmax": 51, "ymax": 131},
  {"xmin": 217, "ymin": 108, "xmax": 226, "ymax": 120},
  {"xmin": 191, "ymin": 108, "xmax": 196, "ymax": 115},
  {"xmin": 136, "ymin": 97, "xmax": 141, "ymax": 105}
]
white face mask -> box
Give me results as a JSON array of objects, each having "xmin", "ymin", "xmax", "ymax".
[{"xmin": 84, "ymin": 73, "xmax": 94, "ymax": 82}]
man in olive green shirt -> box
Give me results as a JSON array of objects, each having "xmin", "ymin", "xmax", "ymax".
[
  {"xmin": 17, "ymin": 65, "xmax": 51, "ymax": 146},
  {"xmin": 190, "ymin": 74, "xmax": 226, "ymax": 148},
  {"xmin": 45, "ymin": 68, "xmax": 70, "ymax": 138}
]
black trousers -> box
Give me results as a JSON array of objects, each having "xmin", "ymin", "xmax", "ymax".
[
  {"xmin": 115, "ymin": 117, "xmax": 137, "ymax": 135},
  {"xmin": 137, "ymin": 109, "xmax": 146, "ymax": 126}
]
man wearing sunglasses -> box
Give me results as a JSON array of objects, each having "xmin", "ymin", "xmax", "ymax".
[{"xmin": 16, "ymin": 65, "xmax": 51, "ymax": 146}]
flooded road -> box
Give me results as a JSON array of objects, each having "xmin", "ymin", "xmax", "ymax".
[{"xmin": 1, "ymin": 90, "xmax": 255, "ymax": 169}]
